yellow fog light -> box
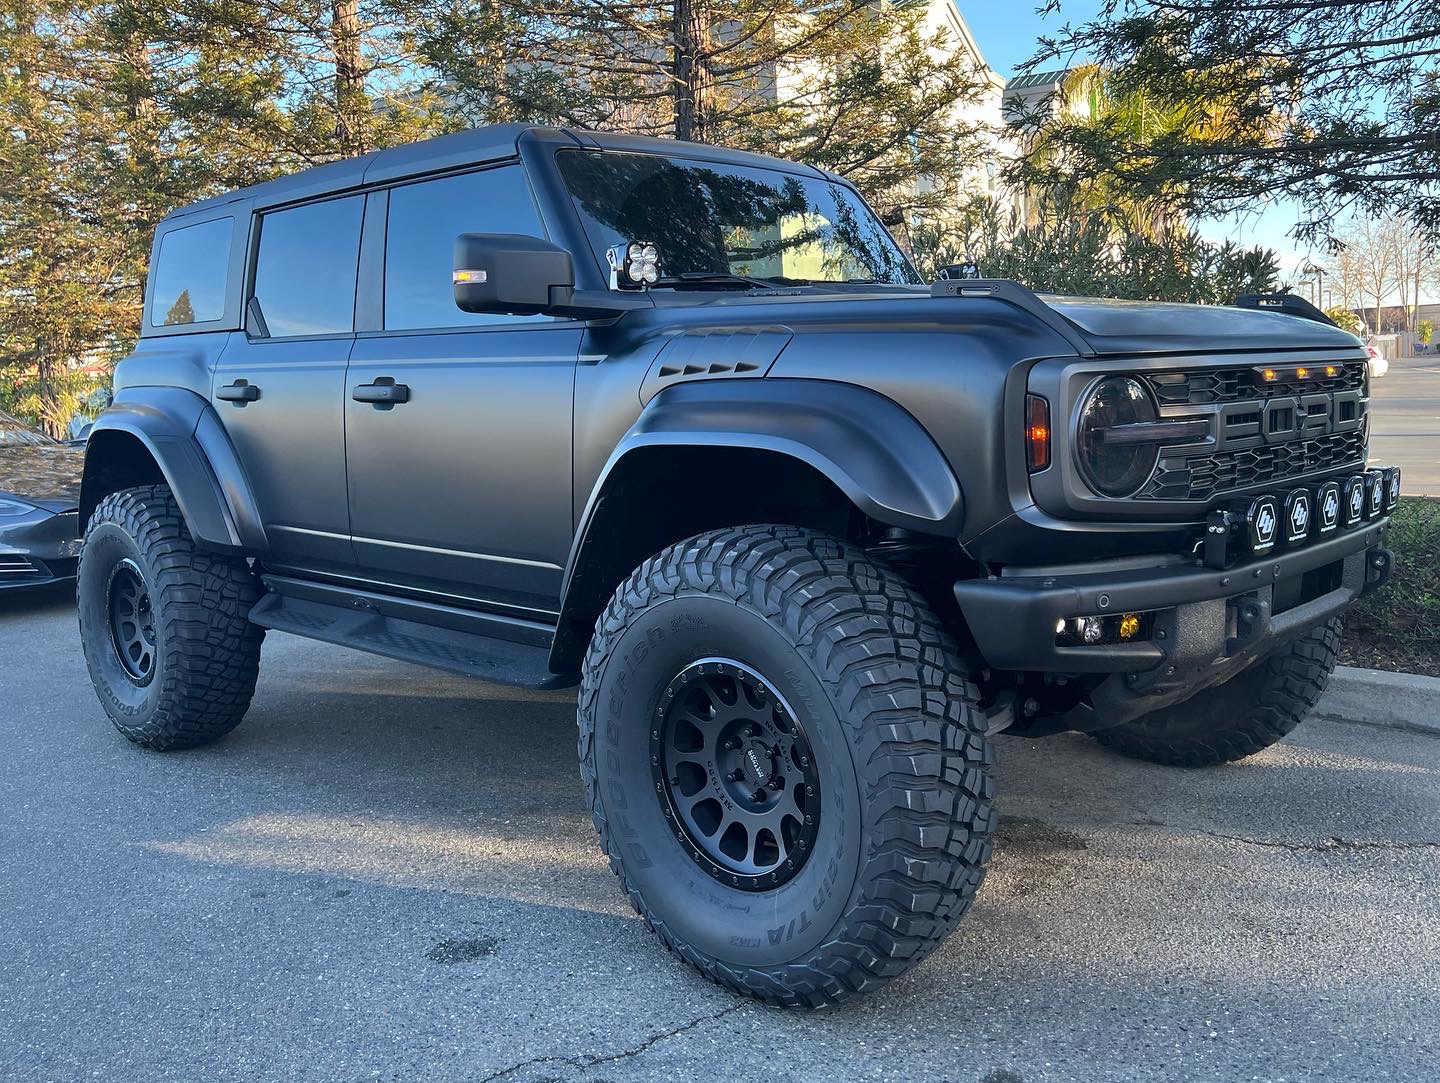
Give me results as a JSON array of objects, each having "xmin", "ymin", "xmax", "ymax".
[{"xmin": 1118, "ymin": 613, "xmax": 1141, "ymax": 640}]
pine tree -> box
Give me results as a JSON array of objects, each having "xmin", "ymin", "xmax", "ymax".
[{"xmin": 412, "ymin": 0, "xmax": 994, "ymax": 223}]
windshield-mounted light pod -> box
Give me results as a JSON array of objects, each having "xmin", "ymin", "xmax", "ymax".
[{"xmin": 607, "ymin": 241, "xmax": 662, "ymax": 291}]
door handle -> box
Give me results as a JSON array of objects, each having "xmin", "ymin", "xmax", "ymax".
[
  {"xmin": 352, "ymin": 379, "xmax": 410, "ymax": 406},
  {"xmin": 216, "ymin": 380, "xmax": 260, "ymax": 403}
]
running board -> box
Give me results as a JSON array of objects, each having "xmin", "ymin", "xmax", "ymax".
[{"xmin": 249, "ymin": 574, "xmax": 577, "ymax": 689}]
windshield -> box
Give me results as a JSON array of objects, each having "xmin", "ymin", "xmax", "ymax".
[
  {"xmin": 0, "ymin": 411, "xmax": 55, "ymax": 447},
  {"xmin": 556, "ymin": 150, "xmax": 920, "ymax": 286}
]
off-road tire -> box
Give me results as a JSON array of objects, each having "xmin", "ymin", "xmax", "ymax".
[
  {"xmin": 578, "ymin": 525, "xmax": 994, "ymax": 1008},
  {"xmin": 78, "ymin": 484, "xmax": 264, "ymax": 750},
  {"xmin": 1094, "ymin": 617, "xmax": 1342, "ymax": 767}
]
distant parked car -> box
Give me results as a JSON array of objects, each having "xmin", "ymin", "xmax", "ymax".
[
  {"xmin": 0, "ymin": 410, "xmax": 84, "ymax": 590},
  {"xmin": 1366, "ymin": 340, "xmax": 1389, "ymax": 378}
]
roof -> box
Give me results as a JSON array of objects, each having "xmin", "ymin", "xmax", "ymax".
[
  {"xmin": 161, "ymin": 125, "xmax": 833, "ymax": 224},
  {"xmin": 1004, "ymin": 70, "xmax": 1069, "ymax": 92}
]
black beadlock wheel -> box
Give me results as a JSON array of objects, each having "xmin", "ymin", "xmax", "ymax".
[
  {"xmin": 1094, "ymin": 617, "xmax": 1343, "ymax": 767},
  {"xmin": 578, "ymin": 525, "xmax": 995, "ymax": 1008},
  {"xmin": 78, "ymin": 485, "xmax": 265, "ymax": 751},
  {"xmin": 653, "ymin": 658, "xmax": 823, "ymax": 892}
]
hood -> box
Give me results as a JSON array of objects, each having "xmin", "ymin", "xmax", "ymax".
[
  {"xmin": 1041, "ymin": 296, "xmax": 1363, "ymax": 354},
  {"xmin": 0, "ymin": 443, "xmax": 84, "ymax": 511}
]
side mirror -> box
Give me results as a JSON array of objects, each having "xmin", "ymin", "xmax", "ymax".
[
  {"xmin": 453, "ymin": 233, "xmax": 652, "ymax": 321},
  {"xmin": 453, "ymin": 233, "xmax": 576, "ymax": 316}
]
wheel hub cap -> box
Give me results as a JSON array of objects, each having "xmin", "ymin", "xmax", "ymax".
[{"xmin": 652, "ymin": 658, "xmax": 822, "ymax": 891}]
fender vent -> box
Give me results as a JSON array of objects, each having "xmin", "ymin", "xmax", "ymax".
[
  {"xmin": 641, "ymin": 326, "xmax": 793, "ymax": 403},
  {"xmin": 657, "ymin": 359, "xmax": 762, "ymax": 378}
]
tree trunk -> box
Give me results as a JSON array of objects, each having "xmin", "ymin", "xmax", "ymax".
[
  {"xmin": 480, "ymin": 0, "xmax": 509, "ymax": 121},
  {"xmin": 672, "ymin": 0, "xmax": 715, "ymax": 143},
  {"xmin": 332, "ymin": 0, "xmax": 365, "ymax": 155}
]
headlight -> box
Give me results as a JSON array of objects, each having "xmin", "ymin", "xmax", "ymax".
[
  {"xmin": 0, "ymin": 496, "xmax": 39, "ymax": 518},
  {"xmin": 1076, "ymin": 376, "xmax": 1160, "ymax": 497}
]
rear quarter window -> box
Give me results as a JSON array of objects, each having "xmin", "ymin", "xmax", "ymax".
[{"xmin": 148, "ymin": 217, "xmax": 233, "ymax": 328}]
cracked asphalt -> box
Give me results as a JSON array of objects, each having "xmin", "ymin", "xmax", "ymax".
[{"xmin": 3, "ymin": 587, "xmax": 1438, "ymax": 1082}]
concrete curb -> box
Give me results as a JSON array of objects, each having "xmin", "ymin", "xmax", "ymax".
[{"xmin": 1314, "ymin": 666, "xmax": 1440, "ymax": 734}]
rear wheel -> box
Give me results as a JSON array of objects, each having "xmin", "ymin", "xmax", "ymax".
[
  {"xmin": 1094, "ymin": 618, "xmax": 1342, "ymax": 767},
  {"xmin": 578, "ymin": 525, "xmax": 994, "ymax": 1008},
  {"xmin": 78, "ymin": 485, "xmax": 264, "ymax": 750}
]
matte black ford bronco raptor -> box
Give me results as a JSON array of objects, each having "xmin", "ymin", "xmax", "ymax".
[{"xmin": 78, "ymin": 125, "xmax": 1398, "ymax": 1007}]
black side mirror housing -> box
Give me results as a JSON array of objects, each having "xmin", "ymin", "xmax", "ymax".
[{"xmin": 453, "ymin": 233, "xmax": 651, "ymax": 320}]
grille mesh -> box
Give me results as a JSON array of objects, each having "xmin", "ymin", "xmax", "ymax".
[
  {"xmin": 1145, "ymin": 362, "xmax": 1365, "ymax": 406},
  {"xmin": 1141, "ymin": 430, "xmax": 1366, "ymax": 501}
]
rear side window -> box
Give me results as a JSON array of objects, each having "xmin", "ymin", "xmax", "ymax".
[
  {"xmin": 253, "ymin": 195, "xmax": 364, "ymax": 337},
  {"xmin": 149, "ymin": 217, "xmax": 233, "ymax": 327},
  {"xmin": 384, "ymin": 165, "xmax": 546, "ymax": 330}
]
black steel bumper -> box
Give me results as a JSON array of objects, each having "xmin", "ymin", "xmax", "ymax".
[{"xmin": 954, "ymin": 517, "xmax": 1391, "ymax": 675}]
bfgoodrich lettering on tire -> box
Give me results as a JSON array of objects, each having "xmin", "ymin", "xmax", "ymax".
[
  {"xmin": 78, "ymin": 485, "xmax": 264, "ymax": 750},
  {"xmin": 578, "ymin": 525, "xmax": 994, "ymax": 1008}
]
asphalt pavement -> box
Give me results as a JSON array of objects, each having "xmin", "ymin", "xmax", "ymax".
[
  {"xmin": 2, "ymin": 587, "xmax": 1437, "ymax": 1083},
  {"xmin": 1370, "ymin": 352, "xmax": 1440, "ymax": 495}
]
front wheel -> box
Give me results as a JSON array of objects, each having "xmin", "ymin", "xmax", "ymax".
[
  {"xmin": 78, "ymin": 485, "xmax": 264, "ymax": 750},
  {"xmin": 578, "ymin": 525, "xmax": 994, "ymax": 1008},
  {"xmin": 1094, "ymin": 617, "xmax": 1342, "ymax": 767}
]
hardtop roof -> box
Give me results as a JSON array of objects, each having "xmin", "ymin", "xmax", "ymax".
[{"xmin": 159, "ymin": 125, "xmax": 834, "ymax": 224}]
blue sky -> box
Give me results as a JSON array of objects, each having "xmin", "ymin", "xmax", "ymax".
[{"xmin": 951, "ymin": 0, "xmax": 1321, "ymax": 283}]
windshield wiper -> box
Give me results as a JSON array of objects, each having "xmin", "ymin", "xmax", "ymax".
[{"xmin": 654, "ymin": 272, "xmax": 802, "ymax": 291}]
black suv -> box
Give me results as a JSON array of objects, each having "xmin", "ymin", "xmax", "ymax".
[{"xmin": 77, "ymin": 125, "xmax": 1398, "ymax": 1007}]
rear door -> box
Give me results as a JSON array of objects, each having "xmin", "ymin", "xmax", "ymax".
[
  {"xmin": 212, "ymin": 195, "xmax": 364, "ymax": 571},
  {"xmin": 345, "ymin": 164, "xmax": 580, "ymax": 613}
]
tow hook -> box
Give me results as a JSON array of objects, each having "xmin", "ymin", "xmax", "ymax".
[
  {"xmin": 1226, "ymin": 595, "xmax": 1270, "ymax": 656},
  {"xmin": 1362, "ymin": 547, "xmax": 1394, "ymax": 595}
]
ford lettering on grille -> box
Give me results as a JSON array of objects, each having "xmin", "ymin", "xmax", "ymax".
[{"xmin": 1137, "ymin": 362, "xmax": 1368, "ymax": 501}]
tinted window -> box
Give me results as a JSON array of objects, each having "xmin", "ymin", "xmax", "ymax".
[
  {"xmin": 384, "ymin": 166, "xmax": 545, "ymax": 330},
  {"xmin": 253, "ymin": 196, "xmax": 364, "ymax": 337},
  {"xmin": 557, "ymin": 150, "xmax": 918, "ymax": 285},
  {"xmin": 149, "ymin": 217, "xmax": 232, "ymax": 327}
]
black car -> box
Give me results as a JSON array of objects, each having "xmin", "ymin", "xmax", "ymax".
[
  {"xmin": 74, "ymin": 125, "xmax": 1398, "ymax": 1007},
  {"xmin": 0, "ymin": 410, "xmax": 83, "ymax": 590}
]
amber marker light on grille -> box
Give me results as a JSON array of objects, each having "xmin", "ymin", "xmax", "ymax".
[
  {"xmin": 1261, "ymin": 368, "xmax": 1277, "ymax": 381},
  {"xmin": 1026, "ymin": 394, "xmax": 1051, "ymax": 471},
  {"xmin": 1325, "ymin": 365, "xmax": 1338, "ymax": 377},
  {"xmin": 1119, "ymin": 613, "xmax": 1141, "ymax": 640},
  {"xmin": 1296, "ymin": 366, "xmax": 1309, "ymax": 379}
]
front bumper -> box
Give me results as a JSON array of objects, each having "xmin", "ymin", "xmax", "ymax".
[
  {"xmin": 955, "ymin": 517, "xmax": 1390, "ymax": 673},
  {"xmin": 0, "ymin": 508, "xmax": 81, "ymax": 590},
  {"xmin": 954, "ymin": 518, "xmax": 1392, "ymax": 733}
]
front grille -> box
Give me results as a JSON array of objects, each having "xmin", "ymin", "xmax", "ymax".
[
  {"xmin": 1146, "ymin": 361, "xmax": 1365, "ymax": 406},
  {"xmin": 1141, "ymin": 430, "xmax": 1366, "ymax": 501}
]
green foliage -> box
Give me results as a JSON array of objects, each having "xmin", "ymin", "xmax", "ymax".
[
  {"xmin": 1421, "ymin": 319, "xmax": 1435, "ymax": 345},
  {"xmin": 1326, "ymin": 307, "xmax": 1366, "ymax": 335},
  {"xmin": 1341, "ymin": 498, "xmax": 1440, "ymax": 677},
  {"xmin": 1020, "ymin": 2, "xmax": 1440, "ymax": 246},
  {"xmin": 908, "ymin": 191, "xmax": 1282, "ymax": 304}
]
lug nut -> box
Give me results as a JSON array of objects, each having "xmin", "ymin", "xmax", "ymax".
[{"xmin": 729, "ymin": 769, "xmax": 745, "ymax": 782}]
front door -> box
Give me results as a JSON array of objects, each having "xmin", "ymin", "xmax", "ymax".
[
  {"xmin": 345, "ymin": 165, "xmax": 579, "ymax": 614},
  {"xmin": 213, "ymin": 194, "xmax": 365, "ymax": 571}
]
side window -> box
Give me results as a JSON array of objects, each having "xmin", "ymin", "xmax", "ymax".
[
  {"xmin": 384, "ymin": 165, "xmax": 547, "ymax": 330},
  {"xmin": 253, "ymin": 195, "xmax": 364, "ymax": 337},
  {"xmin": 149, "ymin": 217, "xmax": 232, "ymax": 327}
]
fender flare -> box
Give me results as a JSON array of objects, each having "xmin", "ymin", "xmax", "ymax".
[
  {"xmin": 550, "ymin": 378, "xmax": 964, "ymax": 671},
  {"xmin": 81, "ymin": 387, "xmax": 267, "ymax": 551}
]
